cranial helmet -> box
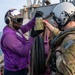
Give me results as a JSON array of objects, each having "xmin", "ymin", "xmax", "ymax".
[
  {"xmin": 5, "ymin": 9, "xmax": 23, "ymax": 25},
  {"xmin": 53, "ymin": 2, "xmax": 75, "ymax": 30}
]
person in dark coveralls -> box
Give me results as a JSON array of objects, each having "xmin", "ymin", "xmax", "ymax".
[
  {"xmin": 43, "ymin": 2, "xmax": 75, "ymax": 75},
  {"xmin": 1, "ymin": 9, "xmax": 43, "ymax": 75}
]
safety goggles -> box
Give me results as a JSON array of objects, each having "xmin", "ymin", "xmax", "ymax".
[{"xmin": 13, "ymin": 17, "xmax": 23, "ymax": 24}]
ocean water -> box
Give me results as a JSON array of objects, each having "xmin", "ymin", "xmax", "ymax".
[
  {"xmin": 0, "ymin": 48, "xmax": 3, "ymax": 56},
  {"xmin": 0, "ymin": 32, "xmax": 3, "ymax": 56},
  {"xmin": 0, "ymin": 32, "xmax": 2, "ymax": 38}
]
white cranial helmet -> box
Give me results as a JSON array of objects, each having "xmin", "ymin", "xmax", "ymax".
[
  {"xmin": 5, "ymin": 9, "xmax": 23, "ymax": 24},
  {"xmin": 53, "ymin": 2, "xmax": 75, "ymax": 27}
]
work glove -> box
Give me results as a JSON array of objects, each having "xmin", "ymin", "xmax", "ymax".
[
  {"xmin": 35, "ymin": 11, "xmax": 43, "ymax": 18},
  {"xmin": 31, "ymin": 27, "xmax": 43, "ymax": 38}
]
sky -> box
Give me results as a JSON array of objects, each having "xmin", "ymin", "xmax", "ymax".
[{"xmin": 0, "ymin": 0, "xmax": 59, "ymax": 32}]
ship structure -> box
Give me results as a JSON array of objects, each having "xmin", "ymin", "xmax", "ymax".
[{"xmin": 0, "ymin": 0, "xmax": 75, "ymax": 75}]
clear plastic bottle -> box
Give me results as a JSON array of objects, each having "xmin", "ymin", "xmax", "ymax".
[{"xmin": 34, "ymin": 17, "xmax": 44, "ymax": 30}]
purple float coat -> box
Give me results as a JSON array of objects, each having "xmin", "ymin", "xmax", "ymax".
[{"xmin": 1, "ymin": 18, "xmax": 35, "ymax": 71}]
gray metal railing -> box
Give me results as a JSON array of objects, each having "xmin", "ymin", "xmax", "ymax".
[{"xmin": 60, "ymin": 0, "xmax": 74, "ymax": 2}]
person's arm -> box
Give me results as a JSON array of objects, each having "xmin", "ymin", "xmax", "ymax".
[
  {"xmin": 20, "ymin": 18, "xmax": 35, "ymax": 33},
  {"xmin": 20, "ymin": 11, "xmax": 43, "ymax": 34},
  {"xmin": 43, "ymin": 20, "xmax": 60, "ymax": 36},
  {"xmin": 3, "ymin": 33, "xmax": 34, "ymax": 57}
]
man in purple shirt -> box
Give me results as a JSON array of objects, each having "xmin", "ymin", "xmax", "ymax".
[{"xmin": 1, "ymin": 9, "xmax": 43, "ymax": 75}]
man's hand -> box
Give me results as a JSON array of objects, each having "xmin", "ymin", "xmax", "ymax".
[
  {"xmin": 31, "ymin": 27, "xmax": 43, "ymax": 38},
  {"xmin": 35, "ymin": 11, "xmax": 43, "ymax": 18}
]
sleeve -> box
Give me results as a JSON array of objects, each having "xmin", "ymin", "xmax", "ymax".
[
  {"xmin": 3, "ymin": 33, "xmax": 34, "ymax": 57},
  {"xmin": 52, "ymin": 27, "xmax": 61, "ymax": 36},
  {"xmin": 20, "ymin": 18, "xmax": 35, "ymax": 33}
]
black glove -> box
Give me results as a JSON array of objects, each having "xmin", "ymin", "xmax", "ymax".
[
  {"xmin": 35, "ymin": 11, "xmax": 43, "ymax": 18},
  {"xmin": 31, "ymin": 27, "xmax": 43, "ymax": 38}
]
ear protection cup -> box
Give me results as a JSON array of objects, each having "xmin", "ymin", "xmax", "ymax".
[
  {"xmin": 5, "ymin": 17, "xmax": 11, "ymax": 24},
  {"xmin": 4, "ymin": 9, "xmax": 16, "ymax": 25}
]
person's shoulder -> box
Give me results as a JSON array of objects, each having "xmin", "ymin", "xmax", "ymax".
[
  {"xmin": 61, "ymin": 34, "xmax": 75, "ymax": 49},
  {"xmin": 2, "ymin": 30, "xmax": 16, "ymax": 40},
  {"xmin": 64, "ymin": 34, "xmax": 75, "ymax": 41}
]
